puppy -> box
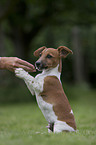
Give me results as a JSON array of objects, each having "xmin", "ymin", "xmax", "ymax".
[{"xmin": 15, "ymin": 46, "xmax": 76, "ymax": 133}]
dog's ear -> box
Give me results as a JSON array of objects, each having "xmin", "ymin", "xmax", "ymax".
[
  {"xmin": 34, "ymin": 46, "xmax": 47, "ymax": 57},
  {"xmin": 57, "ymin": 46, "xmax": 73, "ymax": 58}
]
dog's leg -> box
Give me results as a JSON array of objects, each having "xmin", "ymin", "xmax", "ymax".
[
  {"xmin": 15, "ymin": 68, "xmax": 43, "ymax": 95},
  {"xmin": 15, "ymin": 68, "xmax": 35, "ymax": 95}
]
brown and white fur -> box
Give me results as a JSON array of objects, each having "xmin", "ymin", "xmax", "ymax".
[{"xmin": 15, "ymin": 46, "xmax": 77, "ymax": 133}]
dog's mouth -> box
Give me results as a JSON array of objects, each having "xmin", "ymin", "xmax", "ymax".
[{"xmin": 35, "ymin": 61, "xmax": 48, "ymax": 71}]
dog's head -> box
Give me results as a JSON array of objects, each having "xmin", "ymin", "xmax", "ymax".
[{"xmin": 34, "ymin": 46, "xmax": 73, "ymax": 71}]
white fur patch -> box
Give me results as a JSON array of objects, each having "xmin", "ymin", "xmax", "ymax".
[{"xmin": 36, "ymin": 94, "xmax": 57, "ymax": 123}]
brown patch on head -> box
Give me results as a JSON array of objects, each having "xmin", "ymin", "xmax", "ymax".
[
  {"xmin": 42, "ymin": 48, "xmax": 60, "ymax": 68},
  {"xmin": 40, "ymin": 76, "xmax": 77, "ymax": 130},
  {"xmin": 35, "ymin": 48, "xmax": 60, "ymax": 70}
]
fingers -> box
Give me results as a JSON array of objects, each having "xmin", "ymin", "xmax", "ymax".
[
  {"xmin": 17, "ymin": 58, "xmax": 34, "ymax": 68},
  {"xmin": 14, "ymin": 64, "xmax": 36, "ymax": 72},
  {"xmin": 16, "ymin": 58, "xmax": 36, "ymax": 72}
]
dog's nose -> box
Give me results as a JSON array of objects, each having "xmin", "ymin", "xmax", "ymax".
[{"xmin": 35, "ymin": 61, "xmax": 41, "ymax": 68}]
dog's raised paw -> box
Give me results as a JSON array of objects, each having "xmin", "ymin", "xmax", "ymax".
[{"xmin": 15, "ymin": 68, "xmax": 28, "ymax": 79}]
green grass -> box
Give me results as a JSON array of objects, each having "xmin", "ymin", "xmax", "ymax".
[{"xmin": 0, "ymin": 86, "xmax": 96, "ymax": 145}]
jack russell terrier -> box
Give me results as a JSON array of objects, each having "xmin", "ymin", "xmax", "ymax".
[{"xmin": 15, "ymin": 46, "xmax": 77, "ymax": 133}]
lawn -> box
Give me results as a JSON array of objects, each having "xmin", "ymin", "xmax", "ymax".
[{"xmin": 0, "ymin": 86, "xmax": 96, "ymax": 145}]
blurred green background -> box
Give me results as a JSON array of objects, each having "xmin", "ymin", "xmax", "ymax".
[
  {"xmin": 0, "ymin": 0, "xmax": 96, "ymax": 103},
  {"xmin": 0, "ymin": 1, "xmax": 96, "ymax": 145}
]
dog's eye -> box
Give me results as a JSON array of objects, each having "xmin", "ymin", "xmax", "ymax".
[{"xmin": 46, "ymin": 54, "xmax": 53, "ymax": 59}]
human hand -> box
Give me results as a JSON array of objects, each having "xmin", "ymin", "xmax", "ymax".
[{"xmin": 0, "ymin": 57, "xmax": 36, "ymax": 72}]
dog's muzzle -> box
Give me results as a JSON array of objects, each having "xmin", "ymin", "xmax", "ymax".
[{"xmin": 35, "ymin": 61, "xmax": 48, "ymax": 71}]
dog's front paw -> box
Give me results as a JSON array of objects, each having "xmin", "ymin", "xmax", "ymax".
[{"xmin": 15, "ymin": 68, "xmax": 28, "ymax": 79}]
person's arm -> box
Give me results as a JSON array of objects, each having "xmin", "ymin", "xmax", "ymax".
[{"xmin": 0, "ymin": 57, "xmax": 36, "ymax": 72}]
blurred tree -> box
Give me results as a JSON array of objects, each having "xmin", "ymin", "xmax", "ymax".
[{"xmin": 72, "ymin": 26, "xmax": 84, "ymax": 84}]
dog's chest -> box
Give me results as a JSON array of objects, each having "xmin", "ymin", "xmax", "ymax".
[{"xmin": 34, "ymin": 65, "xmax": 60, "ymax": 93}]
